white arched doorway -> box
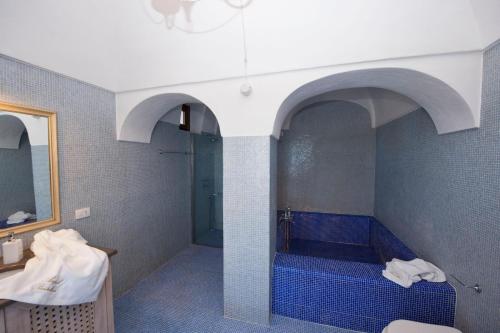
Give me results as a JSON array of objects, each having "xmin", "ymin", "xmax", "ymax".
[
  {"xmin": 274, "ymin": 67, "xmax": 477, "ymax": 137},
  {"xmin": 114, "ymin": 61, "xmax": 482, "ymax": 326}
]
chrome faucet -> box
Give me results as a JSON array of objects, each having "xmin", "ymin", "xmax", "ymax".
[
  {"xmin": 279, "ymin": 207, "xmax": 292, "ymax": 222},
  {"xmin": 279, "ymin": 207, "xmax": 293, "ymax": 252}
]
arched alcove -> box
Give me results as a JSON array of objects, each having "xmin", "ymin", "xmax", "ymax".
[
  {"xmin": 0, "ymin": 114, "xmax": 26, "ymax": 149},
  {"xmin": 274, "ymin": 68, "xmax": 477, "ymax": 137},
  {"xmin": 0, "ymin": 112, "xmax": 48, "ymax": 148},
  {"xmin": 118, "ymin": 93, "xmax": 219, "ymax": 143},
  {"xmin": 118, "ymin": 92, "xmax": 224, "ymax": 247},
  {"xmin": 281, "ymin": 88, "xmax": 420, "ymax": 132}
]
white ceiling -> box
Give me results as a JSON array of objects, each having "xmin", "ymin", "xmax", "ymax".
[{"xmin": 1, "ymin": 0, "xmax": 498, "ymax": 93}]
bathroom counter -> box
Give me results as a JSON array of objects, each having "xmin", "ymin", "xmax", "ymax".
[{"xmin": 0, "ymin": 246, "xmax": 117, "ymax": 309}]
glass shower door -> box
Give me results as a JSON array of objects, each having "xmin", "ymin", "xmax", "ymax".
[{"xmin": 193, "ymin": 133, "xmax": 223, "ymax": 248}]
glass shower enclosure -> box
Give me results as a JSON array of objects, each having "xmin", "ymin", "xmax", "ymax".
[{"xmin": 192, "ymin": 133, "xmax": 223, "ymax": 248}]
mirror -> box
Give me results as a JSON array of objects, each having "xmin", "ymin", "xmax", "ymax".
[{"xmin": 0, "ymin": 102, "xmax": 60, "ymax": 237}]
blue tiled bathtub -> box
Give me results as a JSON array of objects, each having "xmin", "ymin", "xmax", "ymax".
[{"xmin": 273, "ymin": 211, "xmax": 456, "ymax": 333}]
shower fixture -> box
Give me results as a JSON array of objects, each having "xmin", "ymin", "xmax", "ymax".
[{"xmin": 279, "ymin": 207, "xmax": 293, "ymax": 252}]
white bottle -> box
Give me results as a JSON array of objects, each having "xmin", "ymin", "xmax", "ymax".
[{"xmin": 2, "ymin": 232, "xmax": 23, "ymax": 265}]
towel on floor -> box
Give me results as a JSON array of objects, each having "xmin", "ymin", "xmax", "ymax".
[
  {"xmin": 0, "ymin": 229, "xmax": 108, "ymax": 305},
  {"xmin": 7, "ymin": 211, "xmax": 35, "ymax": 224},
  {"xmin": 382, "ymin": 258, "xmax": 446, "ymax": 288}
]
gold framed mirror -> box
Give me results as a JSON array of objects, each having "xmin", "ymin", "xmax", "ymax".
[{"xmin": 0, "ymin": 102, "xmax": 60, "ymax": 237}]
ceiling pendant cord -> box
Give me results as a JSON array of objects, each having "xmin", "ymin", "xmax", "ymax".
[
  {"xmin": 239, "ymin": 0, "xmax": 252, "ymax": 96},
  {"xmin": 240, "ymin": 0, "xmax": 249, "ymax": 79}
]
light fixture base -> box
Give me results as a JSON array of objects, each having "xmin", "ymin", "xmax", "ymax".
[{"xmin": 240, "ymin": 82, "xmax": 252, "ymax": 96}]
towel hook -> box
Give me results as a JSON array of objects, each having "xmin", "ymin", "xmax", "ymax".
[{"xmin": 450, "ymin": 274, "xmax": 482, "ymax": 294}]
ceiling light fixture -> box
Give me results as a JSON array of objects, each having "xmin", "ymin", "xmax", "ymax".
[
  {"xmin": 146, "ymin": 0, "xmax": 252, "ymax": 32},
  {"xmin": 145, "ymin": 0, "xmax": 253, "ymax": 96}
]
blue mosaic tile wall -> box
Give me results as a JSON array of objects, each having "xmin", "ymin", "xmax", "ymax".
[
  {"xmin": 273, "ymin": 212, "xmax": 455, "ymax": 333},
  {"xmin": 279, "ymin": 210, "xmax": 371, "ymax": 246},
  {"xmin": 223, "ymin": 136, "xmax": 275, "ymax": 325},
  {"xmin": 31, "ymin": 145, "xmax": 52, "ymax": 220},
  {"xmin": 0, "ymin": 54, "xmax": 192, "ymax": 295},
  {"xmin": 369, "ymin": 217, "xmax": 416, "ymax": 263},
  {"xmin": 270, "ymin": 137, "xmax": 278, "ymax": 272},
  {"xmin": 0, "ymin": 132, "xmax": 35, "ymax": 219},
  {"xmin": 278, "ymin": 101, "xmax": 376, "ymax": 216},
  {"xmin": 375, "ymin": 42, "xmax": 500, "ymax": 333}
]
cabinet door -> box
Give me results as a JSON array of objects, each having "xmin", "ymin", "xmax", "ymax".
[
  {"xmin": 4, "ymin": 303, "xmax": 30, "ymax": 333},
  {"xmin": 0, "ymin": 309, "xmax": 6, "ymax": 333}
]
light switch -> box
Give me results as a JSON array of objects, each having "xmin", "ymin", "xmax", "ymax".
[{"xmin": 75, "ymin": 207, "xmax": 90, "ymax": 220}]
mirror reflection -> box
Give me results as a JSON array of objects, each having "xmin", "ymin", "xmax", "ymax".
[{"xmin": 0, "ymin": 110, "xmax": 52, "ymax": 230}]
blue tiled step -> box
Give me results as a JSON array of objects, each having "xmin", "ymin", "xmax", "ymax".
[
  {"xmin": 273, "ymin": 253, "xmax": 456, "ymax": 333},
  {"xmin": 273, "ymin": 211, "xmax": 456, "ymax": 333}
]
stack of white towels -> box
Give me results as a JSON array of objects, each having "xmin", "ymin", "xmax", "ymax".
[
  {"xmin": 7, "ymin": 211, "xmax": 36, "ymax": 224},
  {"xmin": 0, "ymin": 229, "xmax": 109, "ymax": 305},
  {"xmin": 383, "ymin": 258, "xmax": 446, "ymax": 288}
]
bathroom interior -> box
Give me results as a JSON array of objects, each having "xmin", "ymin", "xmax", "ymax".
[{"xmin": 0, "ymin": 1, "xmax": 499, "ymax": 333}]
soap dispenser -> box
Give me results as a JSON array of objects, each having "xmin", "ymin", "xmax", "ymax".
[{"xmin": 2, "ymin": 232, "xmax": 23, "ymax": 265}]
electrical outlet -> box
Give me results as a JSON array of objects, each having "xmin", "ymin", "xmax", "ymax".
[{"xmin": 75, "ymin": 207, "xmax": 90, "ymax": 220}]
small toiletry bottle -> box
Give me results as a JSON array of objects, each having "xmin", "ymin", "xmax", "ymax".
[{"xmin": 2, "ymin": 232, "xmax": 23, "ymax": 265}]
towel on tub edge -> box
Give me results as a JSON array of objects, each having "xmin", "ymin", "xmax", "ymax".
[
  {"xmin": 382, "ymin": 258, "xmax": 446, "ymax": 288},
  {"xmin": 0, "ymin": 229, "xmax": 108, "ymax": 305}
]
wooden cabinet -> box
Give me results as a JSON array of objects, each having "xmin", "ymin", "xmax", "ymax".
[{"xmin": 0, "ymin": 247, "xmax": 116, "ymax": 333}]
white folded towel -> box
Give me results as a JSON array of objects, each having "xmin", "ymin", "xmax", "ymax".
[
  {"xmin": 0, "ymin": 229, "xmax": 109, "ymax": 305},
  {"xmin": 7, "ymin": 211, "xmax": 35, "ymax": 224},
  {"xmin": 382, "ymin": 258, "xmax": 446, "ymax": 288}
]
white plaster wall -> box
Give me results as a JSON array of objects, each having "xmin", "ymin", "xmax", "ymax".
[
  {"xmin": 469, "ymin": 0, "xmax": 500, "ymax": 48},
  {"xmin": 1, "ymin": 0, "xmax": 496, "ymax": 92},
  {"xmin": 117, "ymin": 51, "xmax": 483, "ymax": 140}
]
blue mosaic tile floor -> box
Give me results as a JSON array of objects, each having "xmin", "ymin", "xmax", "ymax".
[
  {"xmin": 115, "ymin": 245, "xmax": 356, "ymax": 333},
  {"xmin": 286, "ymin": 239, "xmax": 381, "ymax": 264}
]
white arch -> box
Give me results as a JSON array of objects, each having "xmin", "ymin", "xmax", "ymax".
[
  {"xmin": 0, "ymin": 114, "xmax": 26, "ymax": 149},
  {"xmin": 118, "ymin": 93, "xmax": 219, "ymax": 143},
  {"xmin": 281, "ymin": 88, "xmax": 421, "ymax": 131},
  {"xmin": 0, "ymin": 111, "xmax": 48, "ymax": 148},
  {"xmin": 274, "ymin": 67, "xmax": 477, "ymax": 136},
  {"xmin": 116, "ymin": 52, "xmax": 482, "ymax": 141}
]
